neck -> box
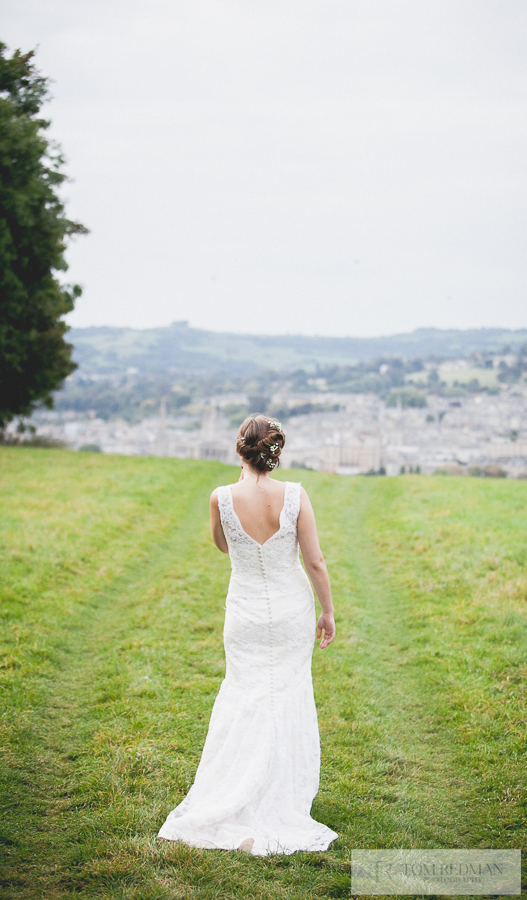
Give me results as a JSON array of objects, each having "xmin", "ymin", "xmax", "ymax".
[{"xmin": 240, "ymin": 462, "xmax": 270, "ymax": 483}]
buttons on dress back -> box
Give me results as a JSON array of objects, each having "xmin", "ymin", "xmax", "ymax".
[{"xmin": 256, "ymin": 543, "xmax": 275, "ymax": 710}]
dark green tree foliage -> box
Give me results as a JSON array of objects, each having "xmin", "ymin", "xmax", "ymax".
[{"xmin": 0, "ymin": 43, "xmax": 87, "ymax": 427}]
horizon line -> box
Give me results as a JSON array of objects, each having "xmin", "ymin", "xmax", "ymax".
[{"xmin": 66, "ymin": 322, "xmax": 527, "ymax": 341}]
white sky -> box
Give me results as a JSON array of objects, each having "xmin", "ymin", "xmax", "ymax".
[{"xmin": 3, "ymin": 0, "xmax": 527, "ymax": 336}]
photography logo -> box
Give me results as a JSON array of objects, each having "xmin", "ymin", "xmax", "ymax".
[{"xmin": 350, "ymin": 849, "xmax": 521, "ymax": 895}]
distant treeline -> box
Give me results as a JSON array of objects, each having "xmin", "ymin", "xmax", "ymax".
[
  {"xmin": 69, "ymin": 323, "xmax": 527, "ymax": 377},
  {"xmin": 51, "ymin": 346, "xmax": 527, "ymax": 423}
]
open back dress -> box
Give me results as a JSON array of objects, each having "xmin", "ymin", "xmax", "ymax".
[{"xmin": 158, "ymin": 480, "xmax": 338, "ymax": 856}]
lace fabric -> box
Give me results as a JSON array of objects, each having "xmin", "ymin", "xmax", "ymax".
[{"xmin": 158, "ymin": 480, "xmax": 338, "ymax": 856}]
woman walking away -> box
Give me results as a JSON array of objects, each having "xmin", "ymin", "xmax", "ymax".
[{"xmin": 158, "ymin": 414, "xmax": 338, "ymax": 856}]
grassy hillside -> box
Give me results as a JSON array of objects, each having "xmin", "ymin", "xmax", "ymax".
[
  {"xmin": 1, "ymin": 450, "xmax": 526, "ymax": 899},
  {"xmin": 69, "ymin": 323, "xmax": 527, "ymax": 375}
]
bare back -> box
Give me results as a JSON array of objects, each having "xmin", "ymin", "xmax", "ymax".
[{"xmin": 229, "ymin": 478, "xmax": 286, "ymax": 546}]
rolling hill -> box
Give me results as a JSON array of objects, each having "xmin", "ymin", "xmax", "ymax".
[{"xmin": 68, "ymin": 323, "xmax": 527, "ymax": 375}]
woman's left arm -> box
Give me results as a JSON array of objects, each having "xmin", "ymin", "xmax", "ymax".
[
  {"xmin": 297, "ymin": 487, "xmax": 335, "ymax": 649},
  {"xmin": 210, "ymin": 490, "xmax": 229, "ymax": 553}
]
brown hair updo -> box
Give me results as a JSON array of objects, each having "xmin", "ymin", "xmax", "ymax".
[{"xmin": 236, "ymin": 415, "xmax": 286, "ymax": 473}]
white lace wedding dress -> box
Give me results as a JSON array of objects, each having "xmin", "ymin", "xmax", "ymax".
[{"xmin": 158, "ymin": 480, "xmax": 338, "ymax": 856}]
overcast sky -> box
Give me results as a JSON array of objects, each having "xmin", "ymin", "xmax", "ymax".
[{"xmin": 3, "ymin": 0, "xmax": 527, "ymax": 336}]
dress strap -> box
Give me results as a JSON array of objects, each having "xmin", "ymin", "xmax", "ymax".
[
  {"xmin": 216, "ymin": 485, "xmax": 233, "ymax": 528},
  {"xmin": 216, "ymin": 484, "xmax": 246, "ymax": 542},
  {"xmin": 282, "ymin": 481, "xmax": 302, "ymax": 532}
]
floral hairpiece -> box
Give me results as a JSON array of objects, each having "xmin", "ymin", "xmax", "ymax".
[
  {"xmin": 259, "ymin": 448, "xmax": 278, "ymax": 469},
  {"xmin": 268, "ymin": 420, "xmax": 282, "ymax": 431}
]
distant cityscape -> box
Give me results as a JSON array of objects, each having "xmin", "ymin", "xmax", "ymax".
[
  {"xmin": 7, "ymin": 327, "xmax": 527, "ymax": 477},
  {"xmin": 25, "ymin": 355, "xmax": 527, "ymax": 478}
]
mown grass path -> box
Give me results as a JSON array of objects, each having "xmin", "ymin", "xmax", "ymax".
[{"xmin": 1, "ymin": 449, "xmax": 525, "ymax": 899}]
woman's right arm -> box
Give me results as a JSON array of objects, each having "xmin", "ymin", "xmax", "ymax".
[
  {"xmin": 297, "ymin": 487, "xmax": 335, "ymax": 649},
  {"xmin": 210, "ymin": 490, "xmax": 229, "ymax": 553}
]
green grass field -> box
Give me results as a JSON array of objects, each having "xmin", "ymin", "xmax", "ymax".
[
  {"xmin": 1, "ymin": 448, "xmax": 526, "ymax": 899},
  {"xmin": 406, "ymin": 367, "xmax": 501, "ymax": 389}
]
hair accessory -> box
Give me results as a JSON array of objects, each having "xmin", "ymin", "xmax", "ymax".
[
  {"xmin": 268, "ymin": 420, "xmax": 282, "ymax": 431},
  {"xmin": 266, "ymin": 458, "xmax": 278, "ymax": 469},
  {"xmin": 269, "ymin": 443, "xmax": 279, "ymax": 453}
]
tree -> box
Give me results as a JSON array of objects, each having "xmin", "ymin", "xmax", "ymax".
[{"xmin": 0, "ymin": 42, "xmax": 88, "ymax": 429}]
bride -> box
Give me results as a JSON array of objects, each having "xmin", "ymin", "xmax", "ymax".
[{"xmin": 158, "ymin": 414, "xmax": 338, "ymax": 856}]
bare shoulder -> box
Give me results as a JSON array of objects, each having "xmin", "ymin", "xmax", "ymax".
[
  {"xmin": 299, "ymin": 484, "xmax": 312, "ymax": 505},
  {"xmin": 210, "ymin": 487, "xmax": 221, "ymax": 507},
  {"xmin": 297, "ymin": 485, "xmax": 316, "ymax": 524}
]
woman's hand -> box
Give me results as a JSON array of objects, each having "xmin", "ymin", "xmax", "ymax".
[{"xmin": 316, "ymin": 613, "xmax": 335, "ymax": 649}]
